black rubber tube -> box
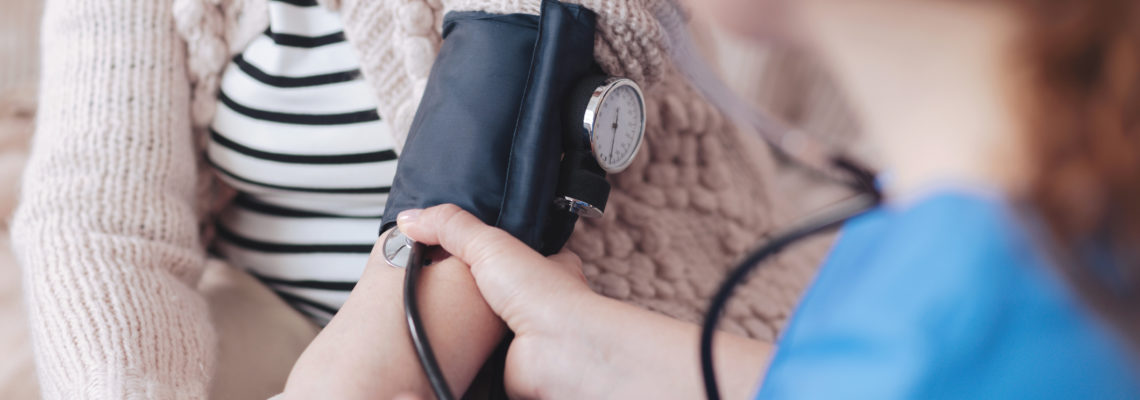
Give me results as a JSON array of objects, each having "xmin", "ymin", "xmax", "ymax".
[
  {"xmin": 404, "ymin": 241, "xmax": 456, "ymax": 400},
  {"xmin": 699, "ymin": 159, "xmax": 881, "ymax": 400}
]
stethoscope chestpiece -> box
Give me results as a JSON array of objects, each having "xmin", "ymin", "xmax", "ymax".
[{"xmin": 382, "ymin": 226, "xmax": 414, "ymax": 269}]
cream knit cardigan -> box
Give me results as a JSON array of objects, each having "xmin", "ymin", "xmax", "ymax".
[{"xmin": 13, "ymin": 0, "xmax": 819, "ymax": 397}]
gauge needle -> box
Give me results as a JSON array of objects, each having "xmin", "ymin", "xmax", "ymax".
[{"xmin": 609, "ymin": 109, "xmax": 620, "ymax": 159}]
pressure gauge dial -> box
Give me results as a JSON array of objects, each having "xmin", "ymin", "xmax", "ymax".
[{"xmin": 581, "ymin": 78, "xmax": 646, "ymax": 173}]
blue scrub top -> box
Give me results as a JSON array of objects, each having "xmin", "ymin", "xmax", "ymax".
[{"xmin": 755, "ymin": 189, "xmax": 1140, "ymax": 399}]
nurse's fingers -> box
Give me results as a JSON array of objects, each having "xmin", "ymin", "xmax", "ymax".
[{"xmin": 397, "ymin": 204, "xmax": 547, "ymax": 274}]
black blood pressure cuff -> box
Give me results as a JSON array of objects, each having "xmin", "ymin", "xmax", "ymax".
[{"xmin": 380, "ymin": 0, "xmax": 600, "ymax": 254}]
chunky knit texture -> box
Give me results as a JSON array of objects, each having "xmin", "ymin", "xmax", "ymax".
[
  {"xmin": 12, "ymin": 0, "xmax": 847, "ymax": 397},
  {"xmin": 13, "ymin": 1, "xmax": 214, "ymax": 398}
]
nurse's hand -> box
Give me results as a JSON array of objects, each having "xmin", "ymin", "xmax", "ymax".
[
  {"xmin": 397, "ymin": 204, "xmax": 773, "ymax": 400},
  {"xmin": 397, "ymin": 204, "xmax": 599, "ymax": 397},
  {"xmin": 397, "ymin": 204, "xmax": 593, "ymax": 329}
]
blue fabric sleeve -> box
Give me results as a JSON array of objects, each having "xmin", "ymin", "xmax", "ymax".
[{"xmin": 755, "ymin": 192, "xmax": 1140, "ymax": 399}]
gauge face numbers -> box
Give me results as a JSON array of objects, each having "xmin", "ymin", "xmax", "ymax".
[{"xmin": 590, "ymin": 82, "xmax": 645, "ymax": 173}]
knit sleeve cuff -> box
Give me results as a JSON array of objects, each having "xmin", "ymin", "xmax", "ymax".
[{"xmin": 11, "ymin": 226, "xmax": 215, "ymax": 399}]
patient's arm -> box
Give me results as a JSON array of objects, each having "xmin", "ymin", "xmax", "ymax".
[
  {"xmin": 281, "ymin": 231, "xmax": 505, "ymax": 399},
  {"xmin": 11, "ymin": 0, "xmax": 216, "ymax": 397}
]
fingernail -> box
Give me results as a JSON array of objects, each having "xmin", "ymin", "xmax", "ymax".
[{"xmin": 397, "ymin": 209, "xmax": 422, "ymax": 223}]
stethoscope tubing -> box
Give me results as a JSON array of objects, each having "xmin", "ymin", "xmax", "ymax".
[
  {"xmin": 698, "ymin": 192, "xmax": 879, "ymax": 400},
  {"xmin": 404, "ymin": 241, "xmax": 457, "ymax": 400},
  {"xmin": 699, "ymin": 156, "xmax": 880, "ymax": 399}
]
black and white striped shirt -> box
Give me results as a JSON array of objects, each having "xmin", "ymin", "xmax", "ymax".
[{"xmin": 208, "ymin": 0, "xmax": 396, "ymax": 325}]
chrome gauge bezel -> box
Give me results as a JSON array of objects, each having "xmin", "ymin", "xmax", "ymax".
[{"xmin": 581, "ymin": 77, "xmax": 647, "ymax": 174}]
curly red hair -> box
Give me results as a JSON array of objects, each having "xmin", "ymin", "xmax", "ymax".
[{"xmin": 1014, "ymin": 0, "xmax": 1140, "ymax": 345}]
